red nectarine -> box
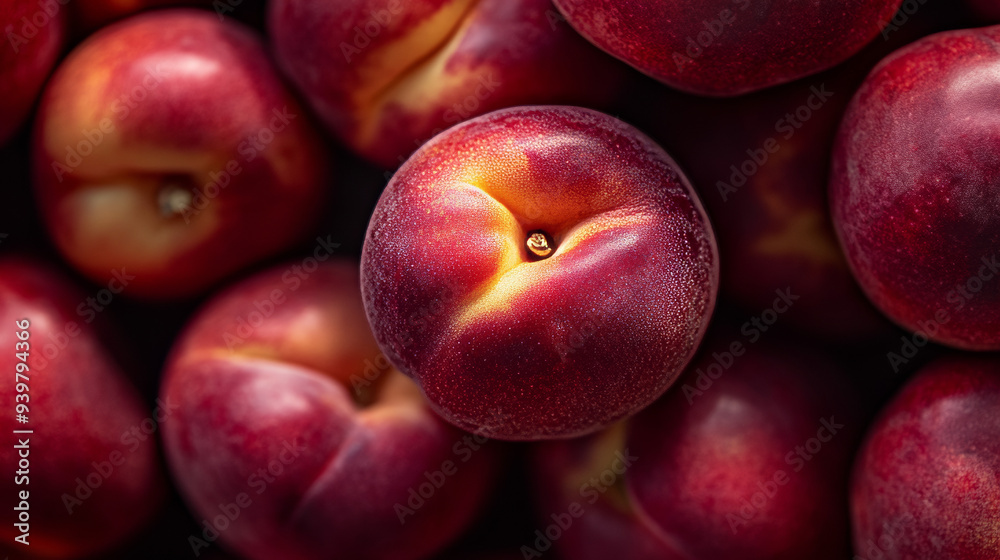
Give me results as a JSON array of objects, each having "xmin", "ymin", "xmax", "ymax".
[
  {"xmin": 268, "ymin": 0, "xmax": 627, "ymax": 167},
  {"xmin": 161, "ymin": 259, "xmax": 501, "ymax": 560},
  {"xmin": 830, "ymin": 25, "xmax": 1000, "ymax": 350},
  {"xmin": 361, "ymin": 105, "xmax": 719, "ymax": 440},
  {"xmin": 32, "ymin": 9, "xmax": 330, "ymax": 299},
  {"xmin": 851, "ymin": 356, "xmax": 1000, "ymax": 560},
  {"xmin": 552, "ymin": 0, "xmax": 903, "ymax": 96},
  {"xmin": 0, "ymin": 257, "xmax": 165, "ymax": 558}
]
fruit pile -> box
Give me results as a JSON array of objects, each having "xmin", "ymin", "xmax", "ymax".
[{"xmin": 0, "ymin": 0, "xmax": 997, "ymax": 559}]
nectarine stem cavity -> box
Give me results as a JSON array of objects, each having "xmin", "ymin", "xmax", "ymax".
[
  {"xmin": 157, "ymin": 181, "xmax": 193, "ymax": 218},
  {"xmin": 526, "ymin": 230, "xmax": 554, "ymax": 260}
]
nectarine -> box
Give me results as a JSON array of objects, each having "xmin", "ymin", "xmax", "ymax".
[
  {"xmin": 552, "ymin": 0, "xmax": 903, "ymax": 96},
  {"xmin": 531, "ymin": 333, "xmax": 858, "ymax": 559},
  {"xmin": 32, "ymin": 9, "xmax": 330, "ymax": 299},
  {"xmin": 161, "ymin": 259, "xmax": 500, "ymax": 560},
  {"xmin": 851, "ymin": 356, "xmax": 1000, "ymax": 560},
  {"xmin": 0, "ymin": 257, "xmax": 165, "ymax": 558},
  {"xmin": 0, "ymin": 0, "xmax": 65, "ymax": 144},
  {"xmin": 830, "ymin": 25, "xmax": 1000, "ymax": 350},
  {"xmin": 268, "ymin": 0, "xmax": 627, "ymax": 167},
  {"xmin": 361, "ymin": 105, "xmax": 718, "ymax": 440}
]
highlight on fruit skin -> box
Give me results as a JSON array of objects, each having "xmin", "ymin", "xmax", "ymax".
[
  {"xmin": 830, "ymin": 24, "xmax": 1000, "ymax": 351},
  {"xmin": 161, "ymin": 259, "xmax": 501, "ymax": 560},
  {"xmin": 267, "ymin": 0, "xmax": 627, "ymax": 167},
  {"xmin": 551, "ymin": 0, "xmax": 904, "ymax": 96},
  {"xmin": 361, "ymin": 105, "xmax": 719, "ymax": 441},
  {"xmin": 31, "ymin": 9, "xmax": 330, "ymax": 300},
  {"xmin": 851, "ymin": 356, "xmax": 1000, "ymax": 560},
  {"xmin": 0, "ymin": 257, "xmax": 166, "ymax": 558},
  {"xmin": 0, "ymin": 0, "xmax": 66, "ymax": 145}
]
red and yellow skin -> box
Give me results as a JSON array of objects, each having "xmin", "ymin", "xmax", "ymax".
[
  {"xmin": 268, "ymin": 0, "xmax": 628, "ymax": 168},
  {"xmin": 0, "ymin": 258, "xmax": 165, "ymax": 559},
  {"xmin": 32, "ymin": 9, "xmax": 329, "ymax": 299},
  {"xmin": 830, "ymin": 25, "xmax": 1000, "ymax": 350},
  {"xmin": 161, "ymin": 260, "xmax": 501, "ymax": 560},
  {"xmin": 361, "ymin": 105, "xmax": 719, "ymax": 441},
  {"xmin": 551, "ymin": 0, "xmax": 902, "ymax": 96},
  {"xmin": 0, "ymin": 0, "xmax": 65, "ymax": 145},
  {"xmin": 851, "ymin": 356, "xmax": 1000, "ymax": 560},
  {"xmin": 532, "ymin": 332, "xmax": 859, "ymax": 560}
]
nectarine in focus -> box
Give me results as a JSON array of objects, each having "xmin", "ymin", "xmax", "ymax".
[{"xmin": 362, "ymin": 105, "xmax": 718, "ymax": 440}]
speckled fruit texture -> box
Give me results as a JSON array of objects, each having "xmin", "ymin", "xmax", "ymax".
[
  {"xmin": 361, "ymin": 105, "xmax": 718, "ymax": 440},
  {"xmin": 851, "ymin": 356, "xmax": 1000, "ymax": 560},
  {"xmin": 551, "ymin": 0, "xmax": 903, "ymax": 96},
  {"xmin": 830, "ymin": 25, "xmax": 1000, "ymax": 350}
]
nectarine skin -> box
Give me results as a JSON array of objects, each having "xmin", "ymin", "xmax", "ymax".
[
  {"xmin": 0, "ymin": 258, "xmax": 164, "ymax": 558},
  {"xmin": 830, "ymin": 25, "xmax": 1000, "ymax": 350},
  {"xmin": 361, "ymin": 105, "xmax": 718, "ymax": 440},
  {"xmin": 551, "ymin": 0, "xmax": 902, "ymax": 96},
  {"xmin": 0, "ymin": 0, "xmax": 65, "ymax": 144},
  {"xmin": 32, "ymin": 9, "xmax": 329, "ymax": 299},
  {"xmin": 532, "ymin": 335, "xmax": 858, "ymax": 559},
  {"xmin": 161, "ymin": 260, "xmax": 500, "ymax": 560},
  {"xmin": 851, "ymin": 356, "xmax": 1000, "ymax": 560},
  {"xmin": 268, "ymin": 0, "xmax": 626, "ymax": 167}
]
